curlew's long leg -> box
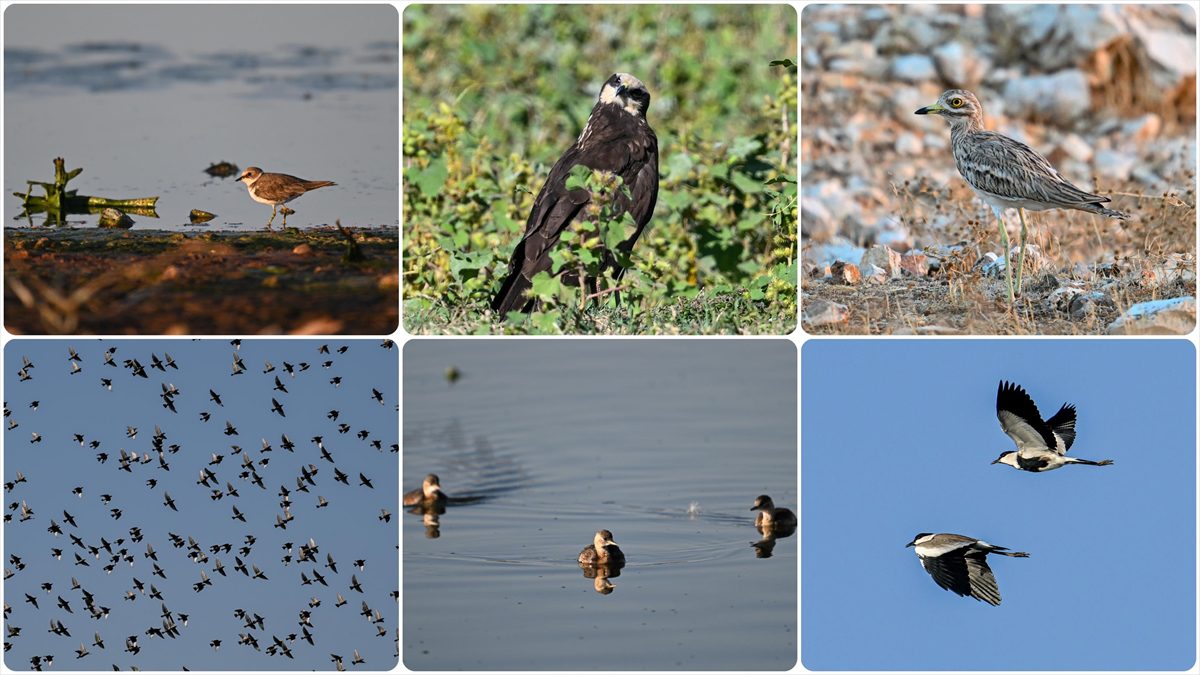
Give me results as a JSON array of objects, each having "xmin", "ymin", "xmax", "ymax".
[
  {"xmin": 994, "ymin": 207, "xmax": 1014, "ymax": 306},
  {"xmin": 266, "ymin": 204, "xmax": 278, "ymax": 228},
  {"xmin": 1015, "ymin": 208, "xmax": 1029, "ymax": 297}
]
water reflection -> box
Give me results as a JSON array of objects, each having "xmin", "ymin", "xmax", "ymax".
[
  {"xmin": 579, "ymin": 562, "xmax": 624, "ymax": 594},
  {"xmin": 752, "ymin": 520, "xmax": 796, "ymax": 559}
]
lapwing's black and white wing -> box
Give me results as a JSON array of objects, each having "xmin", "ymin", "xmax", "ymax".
[
  {"xmin": 1043, "ymin": 403, "xmax": 1077, "ymax": 455},
  {"xmin": 996, "ymin": 381, "xmax": 1056, "ymax": 452},
  {"xmin": 918, "ymin": 547, "xmax": 1002, "ymax": 606}
]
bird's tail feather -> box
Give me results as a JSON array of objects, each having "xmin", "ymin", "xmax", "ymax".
[
  {"xmin": 1072, "ymin": 457, "xmax": 1114, "ymax": 466},
  {"xmin": 491, "ymin": 272, "xmax": 532, "ymax": 314},
  {"xmin": 1077, "ymin": 202, "xmax": 1128, "ymax": 220}
]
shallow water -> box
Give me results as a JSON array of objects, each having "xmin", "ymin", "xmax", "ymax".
[
  {"xmin": 402, "ymin": 340, "xmax": 797, "ymax": 671},
  {"xmin": 3, "ymin": 5, "xmax": 398, "ymax": 230}
]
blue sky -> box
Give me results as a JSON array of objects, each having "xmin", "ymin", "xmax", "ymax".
[
  {"xmin": 2, "ymin": 339, "xmax": 397, "ymax": 670},
  {"xmin": 802, "ymin": 339, "xmax": 1196, "ymax": 671}
]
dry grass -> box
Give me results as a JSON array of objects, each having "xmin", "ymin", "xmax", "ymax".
[{"xmin": 803, "ymin": 177, "xmax": 1196, "ymax": 335}]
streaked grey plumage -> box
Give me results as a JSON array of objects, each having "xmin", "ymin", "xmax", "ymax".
[{"xmin": 916, "ymin": 89, "xmax": 1127, "ymax": 303}]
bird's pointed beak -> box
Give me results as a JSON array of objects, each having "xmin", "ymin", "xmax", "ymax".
[
  {"xmin": 990, "ymin": 457, "xmax": 1001, "ymax": 465},
  {"xmin": 915, "ymin": 103, "xmax": 944, "ymax": 115},
  {"xmin": 904, "ymin": 541, "xmax": 914, "ymax": 547}
]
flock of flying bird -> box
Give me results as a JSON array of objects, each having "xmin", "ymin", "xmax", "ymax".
[
  {"xmin": 4, "ymin": 340, "xmax": 398, "ymax": 670},
  {"xmin": 906, "ymin": 380, "xmax": 1114, "ymax": 606}
]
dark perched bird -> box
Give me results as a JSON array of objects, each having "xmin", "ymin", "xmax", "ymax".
[
  {"xmin": 492, "ymin": 72, "xmax": 659, "ymax": 314},
  {"xmin": 906, "ymin": 532, "xmax": 1029, "ymax": 606},
  {"xmin": 992, "ymin": 381, "xmax": 1113, "ymax": 472}
]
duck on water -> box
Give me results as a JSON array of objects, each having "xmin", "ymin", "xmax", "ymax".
[
  {"xmin": 751, "ymin": 495, "xmax": 796, "ymax": 530},
  {"xmin": 578, "ymin": 529, "xmax": 625, "ymax": 566},
  {"xmin": 404, "ymin": 474, "xmax": 446, "ymax": 507}
]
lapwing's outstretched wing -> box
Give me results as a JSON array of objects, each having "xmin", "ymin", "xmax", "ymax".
[
  {"xmin": 996, "ymin": 381, "xmax": 1056, "ymax": 451},
  {"xmin": 919, "ymin": 549, "xmax": 1002, "ymax": 606}
]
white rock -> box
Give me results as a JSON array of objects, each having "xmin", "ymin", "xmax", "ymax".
[
  {"xmin": 801, "ymin": 197, "xmax": 837, "ymax": 242},
  {"xmin": 1094, "ymin": 149, "xmax": 1137, "ymax": 181},
  {"xmin": 931, "ymin": 41, "xmax": 986, "ymax": 89},
  {"xmin": 805, "ymin": 237, "xmax": 867, "ymax": 270},
  {"xmin": 895, "ymin": 132, "xmax": 924, "ymax": 155},
  {"xmin": 893, "ymin": 86, "xmax": 929, "ymax": 129},
  {"xmin": 1123, "ymin": 113, "xmax": 1162, "ymax": 143},
  {"xmin": 876, "ymin": 224, "xmax": 912, "ymax": 251},
  {"xmin": 1057, "ymin": 133, "xmax": 1094, "ymax": 163},
  {"xmin": 891, "ymin": 54, "xmax": 938, "ymax": 82},
  {"xmin": 859, "ymin": 245, "xmax": 902, "ymax": 277},
  {"xmin": 1106, "ymin": 296, "xmax": 1196, "ymax": 335},
  {"xmin": 1003, "ymin": 71, "xmax": 1091, "ymax": 127},
  {"xmin": 861, "ymin": 263, "xmax": 889, "ymax": 284},
  {"xmin": 826, "ymin": 39, "xmax": 877, "ymax": 62},
  {"xmin": 1131, "ymin": 166, "xmax": 1164, "ymax": 188},
  {"xmin": 802, "ymin": 299, "xmax": 850, "ymax": 329}
]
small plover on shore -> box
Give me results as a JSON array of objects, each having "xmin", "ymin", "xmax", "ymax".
[{"xmin": 234, "ymin": 166, "xmax": 336, "ymax": 227}]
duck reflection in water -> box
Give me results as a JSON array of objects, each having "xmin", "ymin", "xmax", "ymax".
[
  {"xmin": 751, "ymin": 495, "xmax": 795, "ymax": 558},
  {"xmin": 578, "ymin": 529, "xmax": 624, "ymax": 594}
]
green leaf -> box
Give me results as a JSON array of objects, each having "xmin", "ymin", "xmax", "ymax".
[
  {"xmin": 530, "ymin": 309, "xmax": 562, "ymax": 333},
  {"xmin": 492, "ymin": 203, "xmax": 519, "ymax": 233},
  {"xmin": 667, "ymin": 153, "xmax": 694, "ymax": 181},
  {"xmin": 530, "ymin": 272, "xmax": 561, "ymax": 301},
  {"xmin": 659, "ymin": 189, "xmax": 689, "ymax": 211},
  {"xmin": 737, "ymin": 210, "xmax": 766, "ymax": 231},
  {"xmin": 728, "ymin": 137, "xmax": 763, "ymax": 161},
  {"xmin": 565, "ymin": 164, "xmax": 592, "ymax": 191},
  {"xmin": 731, "ymin": 170, "xmax": 763, "ymax": 195},
  {"xmin": 413, "ymin": 156, "xmax": 448, "ymax": 198}
]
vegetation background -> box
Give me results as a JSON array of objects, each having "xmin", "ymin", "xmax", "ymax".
[{"xmin": 403, "ymin": 4, "xmax": 797, "ymax": 334}]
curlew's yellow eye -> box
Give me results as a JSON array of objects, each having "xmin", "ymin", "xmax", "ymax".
[{"xmin": 950, "ymin": 97, "xmax": 964, "ymax": 108}]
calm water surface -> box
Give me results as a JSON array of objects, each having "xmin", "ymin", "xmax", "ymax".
[
  {"xmin": 4, "ymin": 5, "xmax": 397, "ymax": 230},
  {"xmin": 403, "ymin": 341, "xmax": 797, "ymax": 670}
]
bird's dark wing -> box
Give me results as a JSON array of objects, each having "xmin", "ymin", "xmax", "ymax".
[
  {"xmin": 491, "ymin": 144, "xmax": 591, "ymax": 314},
  {"xmin": 920, "ymin": 551, "xmax": 1001, "ymax": 606},
  {"xmin": 996, "ymin": 381, "xmax": 1056, "ymax": 452},
  {"xmin": 492, "ymin": 103, "xmax": 658, "ymax": 314},
  {"xmin": 1043, "ymin": 403, "xmax": 1077, "ymax": 454}
]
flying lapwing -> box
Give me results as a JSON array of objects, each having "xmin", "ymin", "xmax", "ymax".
[
  {"xmin": 906, "ymin": 532, "xmax": 1029, "ymax": 605},
  {"xmin": 993, "ymin": 380, "xmax": 1113, "ymax": 472}
]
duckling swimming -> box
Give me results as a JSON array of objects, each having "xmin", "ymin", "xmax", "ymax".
[
  {"xmin": 578, "ymin": 529, "xmax": 625, "ymax": 566},
  {"xmin": 751, "ymin": 495, "xmax": 796, "ymax": 530},
  {"xmin": 403, "ymin": 474, "xmax": 446, "ymax": 507}
]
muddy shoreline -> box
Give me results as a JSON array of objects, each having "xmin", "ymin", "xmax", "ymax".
[{"xmin": 4, "ymin": 227, "xmax": 399, "ymax": 334}]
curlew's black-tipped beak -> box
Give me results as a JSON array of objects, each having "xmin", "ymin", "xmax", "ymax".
[{"xmin": 914, "ymin": 102, "xmax": 944, "ymax": 115}]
